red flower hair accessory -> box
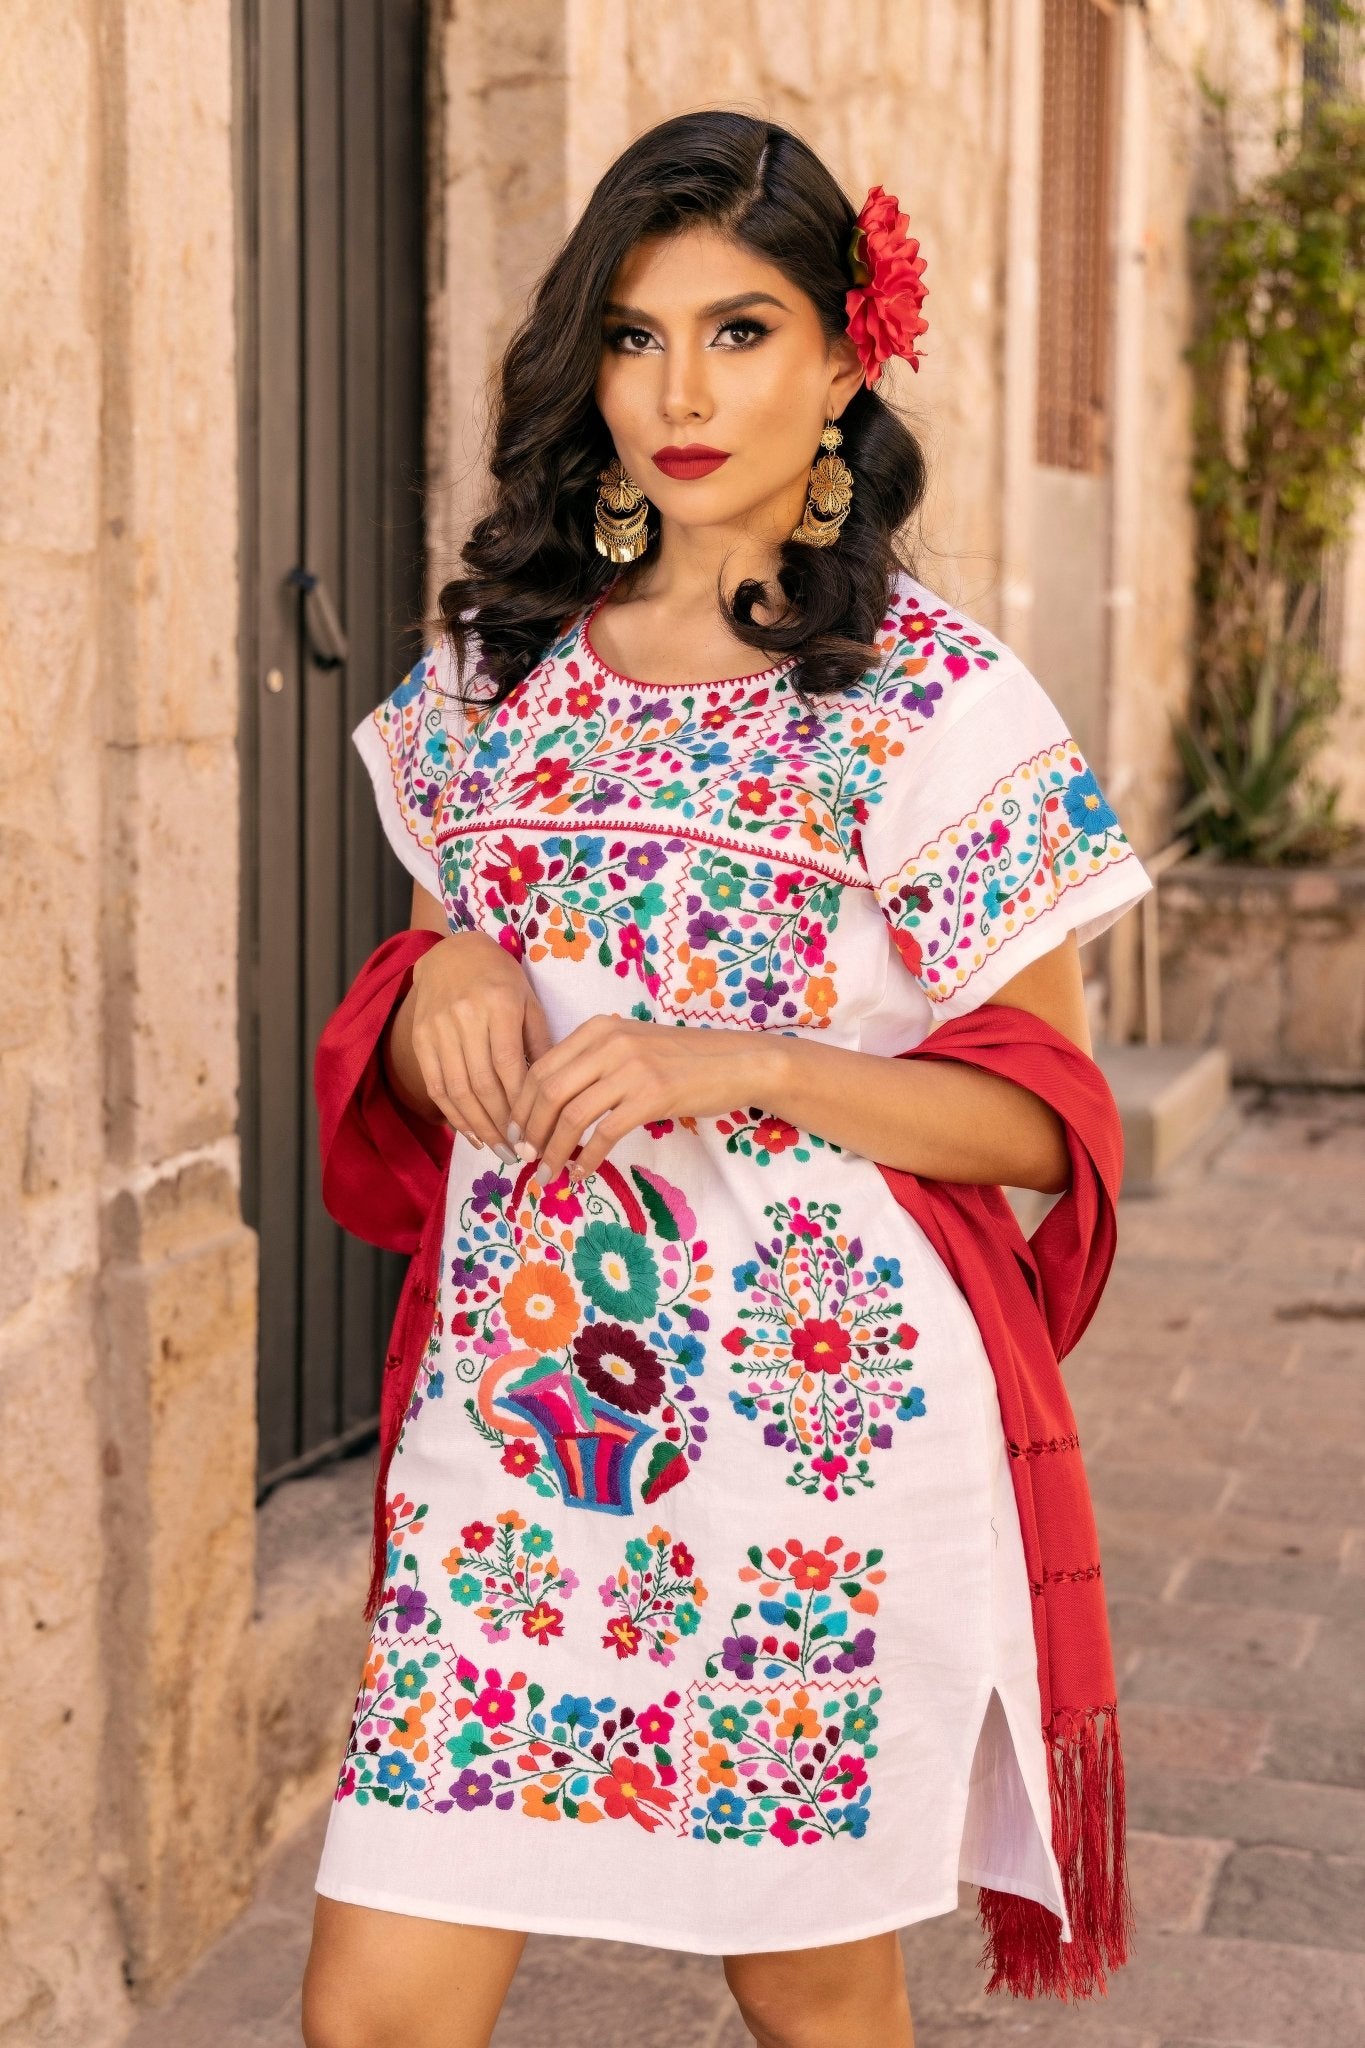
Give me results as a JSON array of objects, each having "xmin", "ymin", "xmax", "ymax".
[{"xmin": 844, "ymin": 184, "xmax": 929, "ymax": 386}]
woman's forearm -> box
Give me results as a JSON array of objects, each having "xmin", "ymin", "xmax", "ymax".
[
  {"xmin": 754, "ymin": 1031, "xmax": 1071, "ymax": 1192},
  {"xmin": 381, "ymin": 985, "xmax": 444, "ymax": 1122}
]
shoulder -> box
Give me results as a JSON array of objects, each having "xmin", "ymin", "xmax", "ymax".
[
  {"xmin": 801, "ymin": 567, "xmax": 1065, "ymax": 782},
  {"xmin": 352, "ymin": 637, "xmax": 475, "ymax": 868},
  {"xmin": 821, "ymin": 564, "xmax": 1033, "ymax": 735}
]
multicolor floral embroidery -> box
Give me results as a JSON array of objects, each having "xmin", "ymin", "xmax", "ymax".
[
  {"xmin": 686, "ymin": 1682, "xmax": 880, "ymax": 1844},
  {"xmin": 336, "ymin": 1639, "xmax": 442, "ymax": 1810},
  {"xmin": 714, "ymin": 1106, "xmax": 836, "ymax": 1167},
  {"xmin": 365, "ymin": 576, "xmax": 1016, "ymax": 906},
  {"xmin": 449, "ymin": 1159, "xmax": 712, "ymax": 1512},
  {"xmin": 599, "ymin": 1523, "xmax": 708, "ymax": 1664},
  {"xmin": 445, "ymin": 829, "xmax": 677, "ymax": 990},
  {"xmin": 376, "ymin": 1493, "xmax": 443, "ymax": 1636},
  {"xmin": 723, "ymin": 1198, "xmax": 927, "ymax": 1497},
  {"xmin": 442, "ymin": 1507, "xmax": 580, "ymax": 1646},
  {"xmin": 875, "ymin": 737, "xmax": 1136, "ymax": 1004},
  {"xmin": 708, "ymin": 1536, "xmax": 886, "ymax": 1683},
  {"xmin": 862, "ymin": 596, "xmax": 1002, "ymax": 722},
  {"xmin": 440, "ymin": 1660, "xmax": 682, "ymax": 1828},
  {"xmin": 335, "ymin": 1494, "xmax": 441, "ymax": 1810},
  {"xmin": 367, "ymin": 651, "xmax": 468, "ymax": 865},
  {"xmin": 660, "ymin": 845, "xmax": 846, "ymax": 1026}
]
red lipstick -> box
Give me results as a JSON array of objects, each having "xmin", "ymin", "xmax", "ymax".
[{"xmin": 652, "ymin": 443, "xmax": 731, "ymax": 480}]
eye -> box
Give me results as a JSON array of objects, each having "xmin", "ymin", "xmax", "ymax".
[
  {"xmin": 712, "ymin": 316, "xmax": 771, "ymax": 349},
  {"xmin": 603, "ymin": 323, "xmax": 658, "ymax": 354}
]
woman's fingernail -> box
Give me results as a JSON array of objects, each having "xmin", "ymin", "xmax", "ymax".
[
  {"xmin": 495, "ymin": 1144, "xmax": 517, "ymax": 1165},
  {"xmin": 514, "ymin": 1140, "xmax": 536, "ymax": 1162},
  {"xmin": 507, "ymin": 1121, "xmax": 523, "ymax": 1144}
]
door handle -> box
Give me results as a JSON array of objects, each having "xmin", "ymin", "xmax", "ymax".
[{"xmin": 287, "ymin": 567, "xmax": 349, "ymax": 669}]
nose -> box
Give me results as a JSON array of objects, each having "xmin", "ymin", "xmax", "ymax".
[{"xmin": 657, "ymin": 339, "xmax": 713, "ymax": 429}]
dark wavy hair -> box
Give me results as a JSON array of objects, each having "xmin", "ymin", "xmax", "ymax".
[{"xmin": 437, "ymin": 109, "xmax": 929, "ymax": 706}]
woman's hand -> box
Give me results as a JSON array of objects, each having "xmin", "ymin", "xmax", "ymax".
[
  {"xmin": 508, "ymin": 1014, "xmax": 775, "ymax": 1186},
  {"xmin": 401, "ymin": 927, "xmax": 553, "ymax": 1158}
]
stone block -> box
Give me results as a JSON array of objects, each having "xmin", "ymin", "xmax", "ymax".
[
  {"xmin": 1297, "ymin": 1617, "xmax": 1365, "ymax": 1692},
  {"xmin": 95, "ymin": 1162, "xmax": 260, "ymax": 2000},
  {"xmin": 1119, "ymin": 1703, "xmax": 1271, "ymax": 1781},
  {"xmin": 1096, "ymin": 1929, "xmax": 1365, "ymax": 2041},
  {"xmin": 1106, "ymin": 1595, "xmax": 1316, "ymax": 1671},
  {"xmin": 1127, "ymin": 1771, "xmax": 1365, "ymax": 1859},
  {"xmin": 1095, "ymin": 1041, "xmax": 1234, "ymax": 1193},
  {"xmin": 0, "ymin": 5, "xmax": 99, "ymax": 558},
  {"xmin": 1122, "ymin": 1649, "xmax": 1334, "ymax": 1717},
  {"xmin": 1178, "ymin": 1554, "xmax": 1348, "ymax": 1615},
  {"xmin": 252, "ymin": 1457, "xmax": 376, "ymax": 1845},
  {"xmin": 1206, "ymin": 1845, "xmax": 1365, "ymax": 1951},
  {"xmin": 103, "ymin": 739, "xmax": 242, "ymax": 1163},
  {"xmin": 1089, "ymin": 1460, "xmax": 1233, "ymax": 1518},
  {"xmin": 1262, "ymin": 1717, "xmax": 1365, "ymax": 1790},
  {"xmin": 1157, "ymin": 864, "xmax": 1365, "ymax": 1085},
  {"xmin": 1222, "ymin": 1466, "xmax": 1365, "ymax": 1527},
  {"xmin": 1284, "ymin": 932, "xmax": 1365, "ymax": 1076},
  {"xmin": 1174, "ymin": 1511, "xmax": 1353, "ymax": 1567},
  {"xmin": 1127, "ymin": 1829, "xmax": 1229, "ymax": 1934}
]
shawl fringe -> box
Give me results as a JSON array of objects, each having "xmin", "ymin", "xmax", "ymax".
[{"xmin": 978, "ymin": 1703, "xmax": 1133, "ymax": 2000}]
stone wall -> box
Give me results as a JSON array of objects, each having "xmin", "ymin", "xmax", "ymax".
[
  {"xmin": 0, "ymin": 3, "xmax": 255, "ymax": 2040},
  {"xmin": 1157, "ymin": 862, "xmax": 1365, "ymax": 1083}
]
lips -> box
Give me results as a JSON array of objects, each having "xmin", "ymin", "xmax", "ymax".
[{"xmin": 652, "ymin": 446, "xmax": 730, "ymax": 480}]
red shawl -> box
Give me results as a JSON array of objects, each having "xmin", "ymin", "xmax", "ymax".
[{"xmin": 313, "ymin": 930, "xmax": 1134, "ymax": 2000}]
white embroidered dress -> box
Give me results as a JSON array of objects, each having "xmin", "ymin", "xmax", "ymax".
[{"xmin": 314, "ymin": 565, "xmax": 1153, "ymax": 1953}]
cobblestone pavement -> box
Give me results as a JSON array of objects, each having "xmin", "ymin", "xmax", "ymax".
[{"xmin": 121, "ymin": 1085, "xmax": 1365, "ymax": 2048}]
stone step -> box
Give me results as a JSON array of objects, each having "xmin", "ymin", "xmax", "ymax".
[{"xmin": 1095, "ymin": 1039, "xmax": 1238, "ymax": 1197}]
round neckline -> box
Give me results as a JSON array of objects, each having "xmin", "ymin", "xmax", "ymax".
[{"xmin": 578, "ymin": 586, "xmax": 799, "ymax": 693}]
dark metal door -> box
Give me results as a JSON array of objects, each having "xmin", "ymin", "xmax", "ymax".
[{"xmin": 236, "ymin": 0, "xmax": 428, "ymax": 1492}]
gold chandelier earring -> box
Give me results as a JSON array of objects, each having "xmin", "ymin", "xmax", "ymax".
[
  {"xmin": 593, "ymin": 456, "xmax": 651, "ymax": 563},
  {"xmin": 791, "ymin": 417, "xmax": 854, "ymax": 547}
]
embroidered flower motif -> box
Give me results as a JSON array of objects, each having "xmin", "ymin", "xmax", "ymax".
[
  {"xmin": 500, "ymin": 1439, "xmax": 540, "ymax": 1477},
  {"xmin": 599, "ymin": 1522, "xmax": 709, "ymax": 1665},
  {"xmin": 791, "ymin": 1317, "xmax": 853, "ymax": 1374},
  {"xmin": 571, "ymin": 1321, "xmax": 665, "ymax": 1413},
  {"xmin": 426, "ymin": 1661, "xmax": 683, "ymax": 1827},
  {"xmin": 572, "ymin": 1220, "xmax": 661, "ymax": 1323},
  {"xmin": 726, "ymin": 1198, "xmax": 927, "ymax": 1497},
  {"xmin": 504, "ymin": 1260, "xmax": 580, "ymax": 1350},
  {"xmin": 594, "ymin": 1755, "xmax": 676, "ymax": 1830},
  {"xmin": 481, "ymin": 836, "xmax": 543, "ymax": 907},
  {"xmin": 1063, "ymin": 766, "xmax": 1118, "ymax": 834},
  {"xmin": 687, "ymin": 1683, "xmax": 880, "ymax": 1845},
  {"xmin": 876, "ymin": 737, "xmax": 1136, "ymax": 1008},
  {"xmin": 451, "ymin": 1768, "xmax": 493, "ymax": 1810}
]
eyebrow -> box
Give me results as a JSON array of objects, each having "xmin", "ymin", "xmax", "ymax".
[{"xmin": 602, "ymin": 290, "xmax": 792, "ymax": 322}]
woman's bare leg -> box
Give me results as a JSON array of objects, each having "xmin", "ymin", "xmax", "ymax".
[
  {"xmin": 301, "ymin": 1895, "xmax": 528, "ymax": 2048},
  {"xmin": 723, "ymin": 1929, "xmax": 914, "ymax": 2048}
]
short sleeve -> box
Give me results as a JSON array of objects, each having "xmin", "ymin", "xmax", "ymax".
[
  {"xmin": 863, "ymin": 661, "xmax": 1154, "ymax": 1022},
  {"xmin": 351, "ymin": 635, "xmax": 473, "ymax": 897}
]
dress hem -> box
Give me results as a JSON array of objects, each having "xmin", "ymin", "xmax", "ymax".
[{"xmin": 312, "ymin": 1872, "xmax": 966, "ymax": 1956}]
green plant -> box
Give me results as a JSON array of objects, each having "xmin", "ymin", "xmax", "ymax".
[{"xmin": 1177, "ymin": 39, "xmax": 1365, "ymax": 864}]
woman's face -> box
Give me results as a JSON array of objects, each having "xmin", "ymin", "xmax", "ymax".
[{"xmin": 594, "ymin": 225, "xmax": 865, "ymax": 544}]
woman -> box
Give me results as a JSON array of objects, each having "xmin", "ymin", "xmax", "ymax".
[{"xmin": 303, "ymin": 110, "xmax": 1151, "ymax": 2048}]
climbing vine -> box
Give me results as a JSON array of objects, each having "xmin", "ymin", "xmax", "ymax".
[{"xmin": 1177, "ymin": 19, "xmax": 1365, "ymax": 862}]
